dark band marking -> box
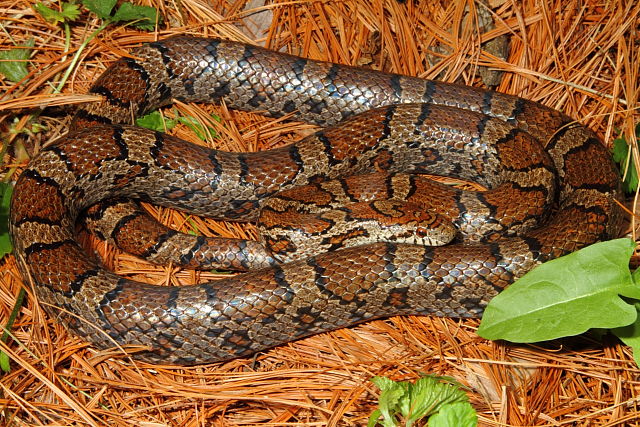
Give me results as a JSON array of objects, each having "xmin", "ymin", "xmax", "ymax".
[
  {"xmin": 203, "ymin": 39, "xmax": 222, "ymax": 58},
  {"xmin": 237, "ymin": 154, "xmax": 249, "ymax": 184},
  {"xmin": 475, "ymin": 113, "xmax": 491, "ymax": 137},
  {"xmin": 282, "ymin": 100, "xmax": 298, "ymax": 114},
  {"xmin": 379, "ymin": 105, "xmax": 396, "ymax": 144},
  {"xmin": 339, "ymin": 177, "xmax": 360, "ymax": 203},
  {"xmin": 287, "ymin": 145, "xmax": 304, "ymax": 171},
  {"xmin": 111, "ymin": 126, "xmax": 130, "ymax": 160},
  {"xmin": 272, "ymin": 265, "xmax": 292, "ymax": 294},
  {"xmin": 382, "ymin": 242, "xmax": 398, "ymax": 276},
  {"xmin": 97, "ymin": 278, "xmax": 126, "ymax": 337},
  {"xmin": 307, "ymin": 257, "xmax": 327, "ymax": 294},
  {"xmin": 421, "ymin": 80, "xmax": 437, "ymax": 104},
  {"xmin": 149, "ymin": 132, "xmax": 167, "ymax": 168},
  {"xmin": 124, "ymin": 58, "xmax": 154, "ymax": 112},
  {"xmin": 23, "ymin": 239, "xmax": 76, "ymax": 257},
  {"xmin": 291, "ymin": 58, "xmax": 307, "ymax": 82},
  {"xmin": 147, "ymin": 41, "xmax": 180, "ymax": 102},
  {"xmin": 207, "ymin": 150, "xmax": 224, "ymax": 177},
  {"xmin": 73, "ymin": 110, "xmax": 114, "ymax": 126},
  {"xmin": 65, "ymin": 267, "xmax": 100, "ymax": 298},
  {"xmin": 237, "ymin": 240, "xmax": 251, "ymax": 270},
  {"xmin": 165, "ymin": 287, "xmax": 180, "ymax": 312},
  {"xmin": 324, "ymin": 63, "xmax": 341, "ymax": 97},
  {"xmin": 178, "ymin": 235, "xmax": 204, "ymax": 266},
  {"xmin": 90, "ymin": 85, "xmax": 130, "ymax": 109},
  {"xmin": 520, "ymin": 236, "xmax": 545, "ymax": 262},
  {"xmin": 150, "ymin": 41, "xmax": 176, "ymax": 77},
  {"xmin": 315, "ymin": 131, "xmax": 340, "ymax": 166},
  {"xmin": 510, "ymin": 97, "xmax": 526, "ymax": 123},
  {"xmin": 413, "ymin": 102, "xmax": 432, "ymax": 136},
  {"xmin": 389, "ymin": 74, "xmax": 402, "ymax": 100},
  {"xmin": 481, "ymin": 90, "xmax": 494, "ymax": 116},
  {"xmin": 110, "ymin": 213, "xmax": 142, "ymax": 240},
  {"xmin": 308, "ymin": 99, "xmax": 329, "ymax": 117}
]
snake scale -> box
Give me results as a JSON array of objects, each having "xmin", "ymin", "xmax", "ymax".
[{"xmin": 10, "ymin": 36, "xmax": 623, "ymax": 364}]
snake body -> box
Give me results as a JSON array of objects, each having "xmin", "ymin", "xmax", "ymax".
[{"xmin": 10, "ymin": 36, "xmax": 623, "ymax": 364}]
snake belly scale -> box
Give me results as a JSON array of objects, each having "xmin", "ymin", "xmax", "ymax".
[{"xmin": 10, "ymin": 36, "xmax": 623, "ymax": 364}]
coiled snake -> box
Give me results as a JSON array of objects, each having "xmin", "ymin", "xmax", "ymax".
[{"xmin": 10, "ymin": 36, "xmax": 623, "ymax": 364}]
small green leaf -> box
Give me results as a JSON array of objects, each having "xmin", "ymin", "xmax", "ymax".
[
  {"xmin": 0, "ymin": 182, "xmax": 13, "ymax": 258},
  {"xmin": 34, "ymin": 2, "xmax": 61, "ymax": 22},
  {"xmin": 61, "ymin": 2, "xmax": 81, "ymax": 20},
  {"xmin": 176, "ymin": 115, "xmax": 218, "ymax": 141},
  {"xmin": 82, "ymin": 0, "xmax": 117, "ymax": 19},
  {"xmin": 478, "ymin": 238, "xmax": 638, "ymax": 342},
  {"xmin": 0, "ymin": 39, "xmax": 34, "ymax": 83},
  {"xmin": 612, "ymin": 125, "xmax": 640, "ymax": 193},
  {"xmin": 136, "ymin": 111, "xmax": 178, "ymax": 132},
  {"xmin": 0, "ymin": 183, "xmax": 13, "ymax": 258},
  {"xmin": 428, "ymin": 402, "xmax": 478, "ymax": 427},
  {"xmin": 367, "ymin": 409, "xmax": 384, "ymax": 427},
  {"xmin": 406, "ymin": 376, "xmax": 469, "ymax": 424},
  {"xmin": 0, "ymin": 351, "xmax": 10, "ymax": 373},
  {"xmin": 372, "ymin": 376, "xmax": 405, "ymax": 426},
  {"xmin": 112, "ymin": 3, "xmax": 159, "ymax": 30},
  {"xmin": 34, "ymin": 2, "xmax": 80, "ymax": 24},
  {"xmin": 369, "ymin": 375, "xmax": 475, "ymax": 427}
]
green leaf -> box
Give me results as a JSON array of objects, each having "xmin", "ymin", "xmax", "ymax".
[
  {"xmin": 405, "ymin": 376, "xmax": 469, "ymax": 424},
  {"xmin": 112, "ymin": 3, "xmax": 159, "ymax": 30},
  {"xmin": 478, "ymin": 238, "xmax": 638, "ymax": 342},
  {"xmin": 367, "ymin": 409, "xmax": 385, "ymax": 427},
  {"xmin": 0, "ymin": 183, "xmax": 13, "ymax": 258},
  {"xmin": 34, "ymin": 2, "xmax": 80, "ymax": 24},
  {"xmin": 176, "ymin": 115, "xmax": 218, "ymax": 141},
  {"xmin": 369, "ymin": 375, "xmax": 475, "ymax": 427},
  {"xmin": 0, "ymin": 351, "xmax": 9, "ymax": 373},
  {"xmin": 612, "ymin": 267, "xmax": 640, "ymax": 368},
  {"xmin": 612, "ymin": 303, "xmax": 640, "ymax": 368},
  {"xmin": 612, "ymin": 124, "xmax": 640, "ymax": 193},
  {"xmin": 61, "ymin": 2, "xmax": 81, "ymax": 20},
  {"xmin": 0, "ymin": 39, "xmax": 34, "ymax": 83},
  {"xmin": 371, "ymin": 376, "xmax": 405, "ymax": 426},
  {"xmin": 136, "ymin": 111, "xmax": 219, "ymax": 140},
  {"xmin": 82, "ymin": 0, "xmax": 117, "ymax": 19},
  {"xmin": 428, "ymin": 402, "xmax": 478, "ymax": 427},
  {"xmin": 136, "ymin": 111, "xmax": 178, "ymax": 132}
]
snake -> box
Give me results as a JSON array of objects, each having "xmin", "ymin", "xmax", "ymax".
[{"xmin": 9, "ymin": 36, "xmax": 623, "ymax": 364}]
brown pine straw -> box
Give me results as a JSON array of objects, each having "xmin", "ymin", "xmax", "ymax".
[{"xmin": 1, "ymin": 0, "xmax": 639, "ymax": 425}]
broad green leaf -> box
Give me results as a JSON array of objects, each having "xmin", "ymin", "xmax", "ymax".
[
  {"xmin": 112, "ymin": 3, "xmax": 159, "ymax": 30},
  {"xmin": 428, "ymin": 402, "xmax": 477, "ymax": 427},
  {"xmin": 82, "ymin": 0, "xmax": 117, "ymax": 19},
  {"xmin": 478, "ymin": 238, "xmax": 638, "ymax": 342},
  {"xmin": 0, "ymin": 183, "xmax": 13, "ymax": 258},
  {"xmin": 0, "ymin": 39, "xmax": 34, "ymax": 82},
  {"xmin": 34, "ymin": 2, "xmax": 80, "ymax": 24}
]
